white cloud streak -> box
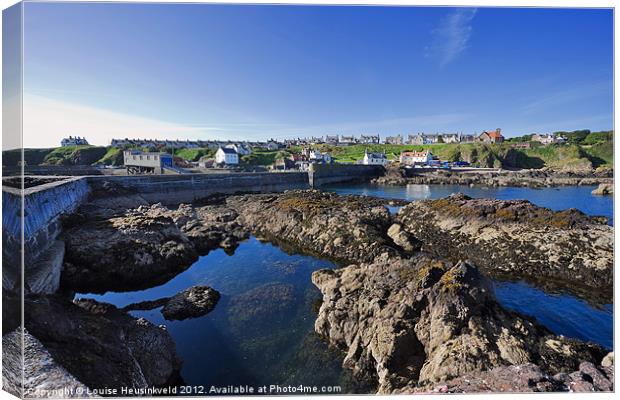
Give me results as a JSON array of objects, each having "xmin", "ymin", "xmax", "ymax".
[
  {"xmin": 427, "ymin": 8, "xmax": 478, "ymax": 66},
  {"xmin": 22, "ymin": 94, "xmax": 228, "ymax": 148}
]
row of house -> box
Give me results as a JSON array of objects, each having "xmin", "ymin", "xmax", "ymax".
[
  {"xmin": 61, "ymin": 136, "xmax": 89, "ymax": 147},
  {"xmin": 110, "ymin": 138, "xmax": 277, "ymax": 152}
]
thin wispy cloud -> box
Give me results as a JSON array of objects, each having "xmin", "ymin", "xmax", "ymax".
[
  {"xmin": 520, "ymin": 81, "xmax": 611, "ymax": 114},
  {"xmin": 22, "ymin": 95, "xmax": 227, "ymax": 148},
  {"xmin": 427, "ymin": 8, "xmax": 478, "ymax": 66}
]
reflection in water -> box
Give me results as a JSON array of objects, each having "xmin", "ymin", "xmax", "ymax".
[
  {"xmin": 405, "ymin": 184, "xmax": 431, "ymax": 199},
  {"xmin": 326, "ymin": 183, "xmax": 614, "ymax": 225},
  {"xmin": 76, "ymin": 237, "xmax": 374, "ymax": 392},
  {"xmin": 493, "ymin": 280, "xmax": 613, "ymax": 350}
]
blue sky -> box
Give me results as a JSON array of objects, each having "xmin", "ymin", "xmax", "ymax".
[{"xmin": 15, "ymin": 2, "xmax": 615, "ymax": 147}]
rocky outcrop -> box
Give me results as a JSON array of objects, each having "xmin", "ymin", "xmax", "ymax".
[
  {"xmin": 372, "ymin": 168, "xmax": 613, "ymax": 188},
  {"xmin": 121, "ymin": 286, "xmax": 221, "ymax": 321},
  {"xmin": 24, "ymin": 295, "xmax": 181, "ymax": 391},
  {"xmin": 228, "ymin": 190, "xmax": 398, "ymax": 263},
  {"xmin": 161, "ymin": 286, "xmax": 220, "ymax": 321},
  {"xmin": 312, "ymin": 255, "xmax": 607, "ymax": 393},
  {"xmin": 395, "ymin": 194, "xmax": 613, "ymax": 300},
  {"xmin": 61, "ymin": 202, "xmax": 249, "ymax": 293},
  {"xmin": 61, "ymin": 204, "xmax": 199, "ymax": 293},
  {"xmin": 592, "ymin": 183, "xmax": 613, "ymax": 196},
  {"xmin": 402, "ymin": 360, "xmax": 614, "ymax": 393},
  {"xmin": 2, "ymin": 329, "xmax": 90, "ymax": 398}
]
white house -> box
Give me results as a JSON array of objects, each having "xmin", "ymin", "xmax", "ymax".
[
  {"xmin": 226, "ymin": 143, "xmax": 252, "ymax": 155},
  {"xmin": 215, "ymin": 147, "xmax": 239, "ymax": 165},
  {"xmin": 308, "ymin": 150, "xmax": 323, "ymax": 161},
  {"xmin": 362, "ymin": 149, "xmax": 388, "ymax": 166},
  {"xmin": 265, "ymin": 141, "xmax": 280, "ymax": 151},
  {"xmin": 400, "ymin": 151, "xmax": 433, "ymax": 165}
]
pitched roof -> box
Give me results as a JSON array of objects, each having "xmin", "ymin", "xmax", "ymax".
[
  {"xmin": 367, "ymin": 152, "xmax": 387, "ymax": 159},
  {"xmin": 401, "ymin": 151, "xmax": 430, "ymax": 157},
  {"xmin": 219, "ymin": 147, "xmax": 237, "ymax": 154},
  {"xmin": 485, "ymin": 129, "xmax": 503, "ymax": 139}
]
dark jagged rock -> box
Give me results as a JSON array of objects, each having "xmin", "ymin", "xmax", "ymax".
[
  {"xmin": 395, "ymin": 194, "xmax": 613, "ymax": 300},
  {"xmin": 227, "ymin": 190, "xmax": 398, "ymax": 263},
  {"xmin": 312, "ymin": 255, "xmax": 606, "ymax": 393},
  {"xmin": 24, "ymin": 295, "xmax": 181, "ymax": 391},
  {"xmin": 61, "ymin": 203, "xmax": 249, "ymax": 293},
  {"xmin": 400, "ymin": 361, "xmax": 613, "ymax": 393},
  {"xmin": 61, "ymin": 205, "xmax": 199, "ymax": 293},
  {"xmin": 161, "ymin": 286, "xmax": 220, "ymax": 321}
]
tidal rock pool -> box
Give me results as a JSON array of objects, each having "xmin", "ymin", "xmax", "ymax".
[
  {"xmin": 75, "ymin": 184, "xmax": 613, "ymax": 391},
  {"xmin": 76, "ymin": 236, "xmax": 373, "ymax": 392}
]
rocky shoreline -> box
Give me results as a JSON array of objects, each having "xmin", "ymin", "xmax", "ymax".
[
  {"xmin": 5, "ymin": 186, "xmax": 614, "ymax": 395},
  {"xmin": 395, "ymin": 193, "xmax": 613, "ymax": 301},
  {"xmin": 373, "ymin": 167, "xmax": 613, "ymax": 188}
]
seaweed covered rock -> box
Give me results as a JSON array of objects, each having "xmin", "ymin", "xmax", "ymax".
[
  {"xmin": 24, "ymin": 295, "xmax": 181, "ymax": 391},
  {"xmin": 396, "ymin": 194, "xmax": 613, "ymax": 300},
  {"xmin": 161, "ymin": 286, "xmax": 220, "ymax": 321},
  {"xmin": 312, "ymin": 255, "xmax": 606, "ymax": 393},
  {"xmin": 61, "ymin": 204, "xmax": 199, "ymax": 293},
  {"xmin": 228, "ymin": 190, "xmax": 397, "ymax": 263},
  {"xmin": 61, "ymin": 203, "xmax": 249, "ymax": 293}
]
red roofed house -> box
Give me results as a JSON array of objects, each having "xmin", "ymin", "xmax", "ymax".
[{"xmin": 477, "ymin": 128, "xmax": 504, "ymax": 144}]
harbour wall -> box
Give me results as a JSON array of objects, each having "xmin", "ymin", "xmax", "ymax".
[
  {"xmin": 87, "ymin": 172, "xmax": 310, "ymax": 205},
  {"xmin": 2, "ymin": 166, "xmax": 384, "ymax": 292},
  {"xmin": 2, "ymin": 177, "xmax": 91, "ymax": 292},
  {"xmin": 309, "ymin": 163, "xmax": 385, "ymax": 187}
]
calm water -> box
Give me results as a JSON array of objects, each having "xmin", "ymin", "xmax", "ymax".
[
  {"xmin": 326, "ymin": 183, "xmax": 614, "ymax": 350},
  {"xmin": 77, "ymin": 237, "xmax": 370, "ymax": 392},
  {"xmin": 326, "ymin": 183, "xmax": 614, "ymax": 225}
]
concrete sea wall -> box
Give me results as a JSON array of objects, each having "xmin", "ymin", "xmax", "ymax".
[
  {"xmin": 2, "ymin": 178, "xmax": 91, "ymax": 292},
  {"xmin": 2, "ymin": 166, "xmax": 385, "ymax": 293},
  {"xmin": 309, "ymin": 163, "xmax": 385, "ymax": 187},
  {"xmin": 87, "ymin": 172, "xmax": 310, "ymax": 205}
]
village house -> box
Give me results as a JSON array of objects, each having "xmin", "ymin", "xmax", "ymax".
[
  {"xmin": 61, "ymin": 136, "xmax": 89, "ymax": 147},
  {"xmin": 264, "ymin": 140, "xmax": 281, "ymax": 151},
  {"xmin": 460, "ymin": 134, "xmax": 476, "ymax": 143},
  {"xmin": 360, "ymin": 134, "xmax": 380, "ymax": 144},
  {"xmin": 325, "ymin": 135, "xmax": 339, "ymax": 145},
  {"xmin": 339, "ymin": 135, "xmax": 357, "ymax": 145},
  {"xmin": 384, "ymin": 134, "xmax": 403, "ymax": 145},
  {"xmin": 400, "ymin": 150, "xmax": 433, "ymax": 166},
  {"xmin": 215, "ymin": 147, "xmax": 239, "ymax": 165},
  {"xmin": 408, "ymin": 133, "xmax": 440, "ymax": 145},
  {"xmin": 362, "ymin": 149, "xmax": 388, "ymax": 166},
  {"xmin": 225, "ymin": 143, "xmax": 252, "ymax": 155},
  {"xmin": 123, "ymin": 150, "xmax": 173, "ymax": 174},
  {"xmin": 477, "ymin": 129, "xmax": 504, "ymax": 144},
  {"xmin": 531, "ymin": 133, "xmax": 559, "ymax": 145},
  {"xmin": 441, "ymin": 133, "xmax": 460, "ymax": 144}
]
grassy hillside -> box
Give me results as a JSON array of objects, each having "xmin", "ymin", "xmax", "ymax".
[
  {"xmin": 41, "ymin": 145, "xmax": 109, "ymax": 166},
  {"xmin": 94, "ymin": 147, "xmax": 124, "ymax": 166},
  {"xmin": 173, "ymin": 147, "xmax": 215, "ymax": 162},
  {"xmin": 3, "ymin": 136, "xmax": 612, "ymax": 171},
  {"xmin": 2, "ymin": 148, "xmax": 54, "ymax": 167},
  {"xmin": 240, "ymin": 149, "xmax": 292, "ymax": 166}
]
